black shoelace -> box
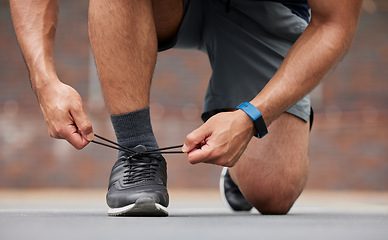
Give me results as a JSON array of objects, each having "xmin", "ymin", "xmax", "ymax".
[
  {"xmin": 91, "ymin": 134, "xmax": 184, "ymax": 184},
  {"xmin": 90, "ymin": 134, "xmax": 184, "ymax": 157},
  {"xmin": 120, "ymin": 154, "xmax": 160, "ymax": 184}
]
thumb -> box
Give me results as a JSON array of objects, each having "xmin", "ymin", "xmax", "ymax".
[
  {"xmin": 71, "ymin": 107, "xmax": 94, "ymax": 142},
  {"xmin": 182, "ymin": 124, "xmax": 210, "ymax": 153}
]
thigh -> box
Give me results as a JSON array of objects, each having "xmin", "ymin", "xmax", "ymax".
[
  {"xmin": 201, "ymin": 0, "xmax": 311, "ymax": 122},
  {"xmin": 152, "ymin": 0, "xmax": 184, "ymax": 48},
  {"xmin": 229, "ymin": 112, "xmax": 310, "ymax": 212}
]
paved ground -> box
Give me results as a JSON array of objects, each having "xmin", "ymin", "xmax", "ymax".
[{"xmin": 0, "ymin": 189, "xmax": 387, "ymax": 240}]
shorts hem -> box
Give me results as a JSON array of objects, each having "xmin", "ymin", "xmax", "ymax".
[
  {"xmin": 285, "ymin": 106, "xmax": 310, "ymax": 123},
  {"xmin": 202, "ymin": 99, "xmax": 311, "ymax": 123}
]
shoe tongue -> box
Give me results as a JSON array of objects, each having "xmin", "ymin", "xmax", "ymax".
[{"xmin": 132, "ymin": 145, "xmax": 147, "ymax": 153}]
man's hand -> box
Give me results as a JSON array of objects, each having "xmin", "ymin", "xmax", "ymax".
[
  {"xmin": 10, "ymin": 0, "xmax": 94, "ymax": 149},
  {"xmin": 182, "ymin": 110, "xmax": 256, "ymax": 167},
  {"xmin": 36, "ymin": 81, "xmax": 94, "ymax": 149}
]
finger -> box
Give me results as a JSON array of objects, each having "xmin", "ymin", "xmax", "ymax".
[
  {"xmin": 187, "ymin": 143, "xmax": 213, "ymax": 164},
  {"xmin": 182, "ymin": 125, "xmax": 210, "ymax": 153},
  {"xmin": 70, "ymin": 106, "xmax": 94, "ymax": 142},
  {"xmin": 58, "ymin": 121, "xmax": 89, "ymax": 150},
  {"xmin": 46, "ymin": 113, "xmax": 89, "ymax": 149}
]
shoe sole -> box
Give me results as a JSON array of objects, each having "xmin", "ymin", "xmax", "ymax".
[
  {"xmin": 108, "ymin": 197, "xmax": 168, "ymax": 217},
  {"xmin": 219, "ymin": 167, "xmax": 253, "ymax": 212},
  {"xmin": 219, "ymin": 167, "xmax": 230, "ymax": 209}
]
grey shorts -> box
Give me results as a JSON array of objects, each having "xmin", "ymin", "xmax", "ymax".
[{"xmin": 159, "ymin": 0, "xmax": 311, "ymax": 122}]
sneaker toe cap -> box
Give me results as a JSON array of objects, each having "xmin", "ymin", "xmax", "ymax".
[{"xmin": 106, "ymin": 184, "xmax": 169, "ymax": 208}]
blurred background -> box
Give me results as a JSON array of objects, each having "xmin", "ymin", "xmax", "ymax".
[{"xmin": 0, "ymin": 0, "xmax": 387, "ymax": 191}]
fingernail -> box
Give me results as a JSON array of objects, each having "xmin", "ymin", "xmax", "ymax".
[
  {"xmin": 182, "ymin": 144, "xmax": 188, "ymax": 153},
  {"xmin": 86, "ymin": 133, "xmax": 94, "ymax": 141}
]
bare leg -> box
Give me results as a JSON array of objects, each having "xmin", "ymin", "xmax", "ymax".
[
  {"xmin": 229, "ymin": 113, "xmax": 310, "ymax": 214},
  {"xmin": 88, "ymin": 0, "xmax": 184, "ymax": 216},
  {"xmin": 153, "ymin": 0, "xmax": 183, "ymax": 43},
  {"xmin": 88, "ymin": 0, "xmax": 183, "ymax": 115},
  {"xmin": 88, "ymin": 0, "xmax": 157, "ymax": 115}
]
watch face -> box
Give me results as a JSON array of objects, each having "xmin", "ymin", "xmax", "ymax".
[{"xmin": 254, "ymin": 116, "xmax": 268, "ymax": 138}]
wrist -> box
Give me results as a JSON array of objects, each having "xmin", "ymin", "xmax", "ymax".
[
  {"xmin": 236, "ymin": 102, "xmax": 268, "ymax": 138},
  {"xmin": 235, "ymin": 109, "xmax": 256, "ymax": 137},
  {"xmin": 28, "ymin": 56, "xmax": 58, "ymax": 91},
  {"xmin": 31, "ymin": 71, "xmax": 60, "ymax": 93}
]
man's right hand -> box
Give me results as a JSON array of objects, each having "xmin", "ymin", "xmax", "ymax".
[
  {"xmin": 10, "ymin": 0, "xmax": 94, "ymax": 149},
  {"xmin": 36, "ymin": 80, "xmax": 94, "ymax": 150}
]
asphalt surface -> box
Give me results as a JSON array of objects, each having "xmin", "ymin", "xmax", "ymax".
[{"xmin": 0, "ymin": 189, "xmax": 387, "ymax": 240}]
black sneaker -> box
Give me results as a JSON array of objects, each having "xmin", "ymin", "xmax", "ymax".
[
  {"xmin": 106, "ymin": 145, "xmax": 169, "ymax": 216},
  {"xmin": 220, "ymin": 167, "xmax": 253, "ymax": 211}
]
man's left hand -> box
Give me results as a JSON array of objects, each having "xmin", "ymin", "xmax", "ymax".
[{"xmin": 182, "ymin": 110, "xmax": 256, "ymax": 167}]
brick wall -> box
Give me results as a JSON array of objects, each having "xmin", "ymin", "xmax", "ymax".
[
  {"xmin": 0, "ymin": 0, "xmax": 387, "ymax": 190},
  {"xmin": 306, "ymin": 2, "xmax": 388, "ymax": 190}
]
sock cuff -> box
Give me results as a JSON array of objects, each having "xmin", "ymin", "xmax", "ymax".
[{"xmin": 110, "ymin": 107, "xmax": 154, "ymax": 144}]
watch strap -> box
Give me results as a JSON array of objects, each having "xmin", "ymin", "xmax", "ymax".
[{"xmin": 236, "ymin": 102, "xmax": 268, "ymax": 138}]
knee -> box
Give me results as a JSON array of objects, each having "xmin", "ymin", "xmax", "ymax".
[
  {"xmin": 247, "ymin": 188, "xmax": 301, "ymax": 215},
  {"xmin": 254, "ymin": 198, "xmax": 295, "ymax": 215}
]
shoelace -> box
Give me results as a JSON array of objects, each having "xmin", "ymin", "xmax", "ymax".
[
  {"xmin": 90, "ymin": 134, "xmax": 184, "ymax": 157},
  {"xmin": 91, "ymin": 134, "xmax": 184, "ymax": 184}
]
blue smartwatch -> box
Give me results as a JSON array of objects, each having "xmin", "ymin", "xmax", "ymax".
[{"xmin": 236, "ymin": 102, "xmax": 268, "ymax": 138}]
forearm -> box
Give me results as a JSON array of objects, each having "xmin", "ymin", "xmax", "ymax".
[
  {"xmin": 251, "ymin": 1, "xmax": 362, "ymax": 126},
  {"xmin": 10, "ymin": 0, "xmax": 60, "ymax": 92}
]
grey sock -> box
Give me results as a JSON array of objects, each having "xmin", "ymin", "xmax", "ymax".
[{"xmin": 110, "ymin": 107, "xmax": 158, "ymax": 158}]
